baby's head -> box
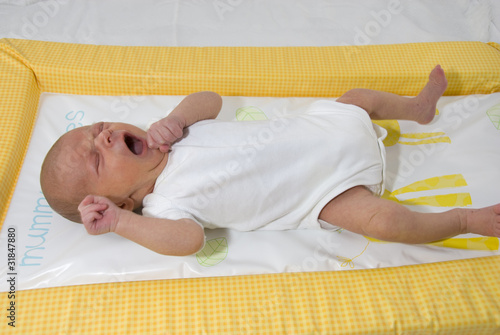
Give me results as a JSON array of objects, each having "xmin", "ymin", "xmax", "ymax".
[{"xmin": 40, "ymin": 122, "xmax": 169, "ymax": 222}]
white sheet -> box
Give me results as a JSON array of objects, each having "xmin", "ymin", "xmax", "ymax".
[
  {"xmin": 1, "ymin": 93, "xmax": 499, "ymax": 291},
  {"xmin": 0, "ymin": 0, "xmax": 498, "ymax": 46}
]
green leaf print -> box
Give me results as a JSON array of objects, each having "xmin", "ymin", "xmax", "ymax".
[
  {"xmin": 486, "ymin": 103, "xmax": 500, "ymax": 130},
  {"xmin": 235, "ymin": 106, "xmax": 268, "ymax": 121},
  {"xmin": 196, "ymin": 237, "xmax": 228, "ymax": 267}
]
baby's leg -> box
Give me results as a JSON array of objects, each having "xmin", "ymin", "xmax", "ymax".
[
  {"xmin": 319, "ymin": 186, "xmax": 500, "ymax": 243},
  {"xmin": 337, "ymin": 65, "xmax": 448, "ymax": 124}
]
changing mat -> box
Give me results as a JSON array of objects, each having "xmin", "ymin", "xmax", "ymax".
[{"xmin": 1, "ymin": 39, "xmax": 500, "ymax": 334}]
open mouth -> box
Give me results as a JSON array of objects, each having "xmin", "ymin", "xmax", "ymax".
[{"xmin": 124, "ymin": 134, "xmax": 144, "ymax": 155}]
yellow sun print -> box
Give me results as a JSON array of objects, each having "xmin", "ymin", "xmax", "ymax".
[{"xmin": 373, "ymin": 110, "xmax": 450, "ymax": 147}]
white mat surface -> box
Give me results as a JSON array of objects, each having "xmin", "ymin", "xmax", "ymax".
[{"xmin": 1, "ymin": 93, "xmax": 499, "ymax": 291}]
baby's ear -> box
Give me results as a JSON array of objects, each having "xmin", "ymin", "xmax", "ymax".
[{"xmin": 118, "ymin": 198, "xmax": 135, "ymax": 211}]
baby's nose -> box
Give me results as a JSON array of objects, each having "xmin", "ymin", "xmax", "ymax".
[{"xmin": 97, "ymin": 129, "xmax": 113, "ymax": 148}]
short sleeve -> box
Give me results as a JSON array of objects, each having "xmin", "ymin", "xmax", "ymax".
[{"xmin": 142, "ymin": 194, "xmax": 205, "ymax": 230}]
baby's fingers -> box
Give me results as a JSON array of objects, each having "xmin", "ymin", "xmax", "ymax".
[
  {"xmin": 78, "ymin": 195, "xmax": 107, "ymax": 211},
  {"xmin": 78, "ymin": 195, "xmax": 110, "ymax": 223},
  {"xmin": 147, "ymin": 129, "xmax": 172, "ymax": 152},
  {"xmin": 78, "ymin": 194, "xmax": 97, "ymax": 209},
  {"xmin": 80, "ymin": 203, "xmax": 107, "ymax": 220},
  {"xmin": 147, "ymin": 117, "xmax": 184, "ymax": 149},
  {"xmin": 146, "ymin": 129, "xmax": 163, "ymax": 149},
  {"xmin": 158, "ymin": 144, "xmax": 171, "ymax": 153},
  {"xmin": 81, "ymin": 208, "xmax": 104, "ymax": 226}
]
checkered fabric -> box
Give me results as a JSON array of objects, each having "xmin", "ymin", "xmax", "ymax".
[
  {"xmin": 1, "ymin": 39, "xmax": 500, "ymax": 334},
  {"xmin": 0, "ymin": 257, "xmax": 498, "ymax": 334}
]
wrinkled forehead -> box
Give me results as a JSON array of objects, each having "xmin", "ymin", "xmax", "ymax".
[{"xmin": 54, "ymin": 126, "xmax": 92, "ymax": 177}]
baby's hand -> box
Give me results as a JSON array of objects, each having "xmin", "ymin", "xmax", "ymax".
[
  {"xmin": 78, "ymin": 195, "xmax": 121, "ymax": 235},
  {"xmin": 147, "ymin": 115, "xmax": 186, "ymax": 152}
]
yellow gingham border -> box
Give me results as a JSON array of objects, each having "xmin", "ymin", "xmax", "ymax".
[{"xmin": 1, "ymin": 39, "xmax": 500, "ymax": 334}]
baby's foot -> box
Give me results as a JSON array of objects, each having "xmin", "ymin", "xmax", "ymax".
[
  {"xmin": 463, "ymin": 204, "xmax": 500, "ymax": 238},
  {"xmin": 413, "ymin": 65, "xmax": 448, "ymax": 124}
]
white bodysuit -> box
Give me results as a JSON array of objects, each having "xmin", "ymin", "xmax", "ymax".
[{"xmin": 142, "ymin": 100, "xmax": 386, "ymax": 231}]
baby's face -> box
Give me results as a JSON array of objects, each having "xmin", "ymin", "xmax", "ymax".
[{"xmin": 58, "ymin": 122, "xmax": 168, "ymax": 205}]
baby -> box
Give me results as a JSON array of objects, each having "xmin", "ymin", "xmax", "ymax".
[{"xmin": 40, "ymin": 66, "xmax": 500, "ymax": 256}]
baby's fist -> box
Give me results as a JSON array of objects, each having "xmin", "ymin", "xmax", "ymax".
[
  {"xmin": 147, "ymin": 115, "xmax": 185, "ymax": 152},
  {"xmin": 78, "ymin": 195, "xmax": 120, "ymax": 235}
]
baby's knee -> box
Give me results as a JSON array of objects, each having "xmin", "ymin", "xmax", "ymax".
[
  {"xmin": 338, "ymin": 89, "xmax": 360, "ymax": 104},
  {"xmin": 337, "ymin": 89, "xmax": 372, "ymax": 113}
]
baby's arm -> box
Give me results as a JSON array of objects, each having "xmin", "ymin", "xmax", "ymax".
[
  {"xmin": 78, "ymin": 195, "xmax": 205, "ymax": 256},
  {"xmin": 147, "ymin": 91, "xmax": 222, "ymax": 152}
]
